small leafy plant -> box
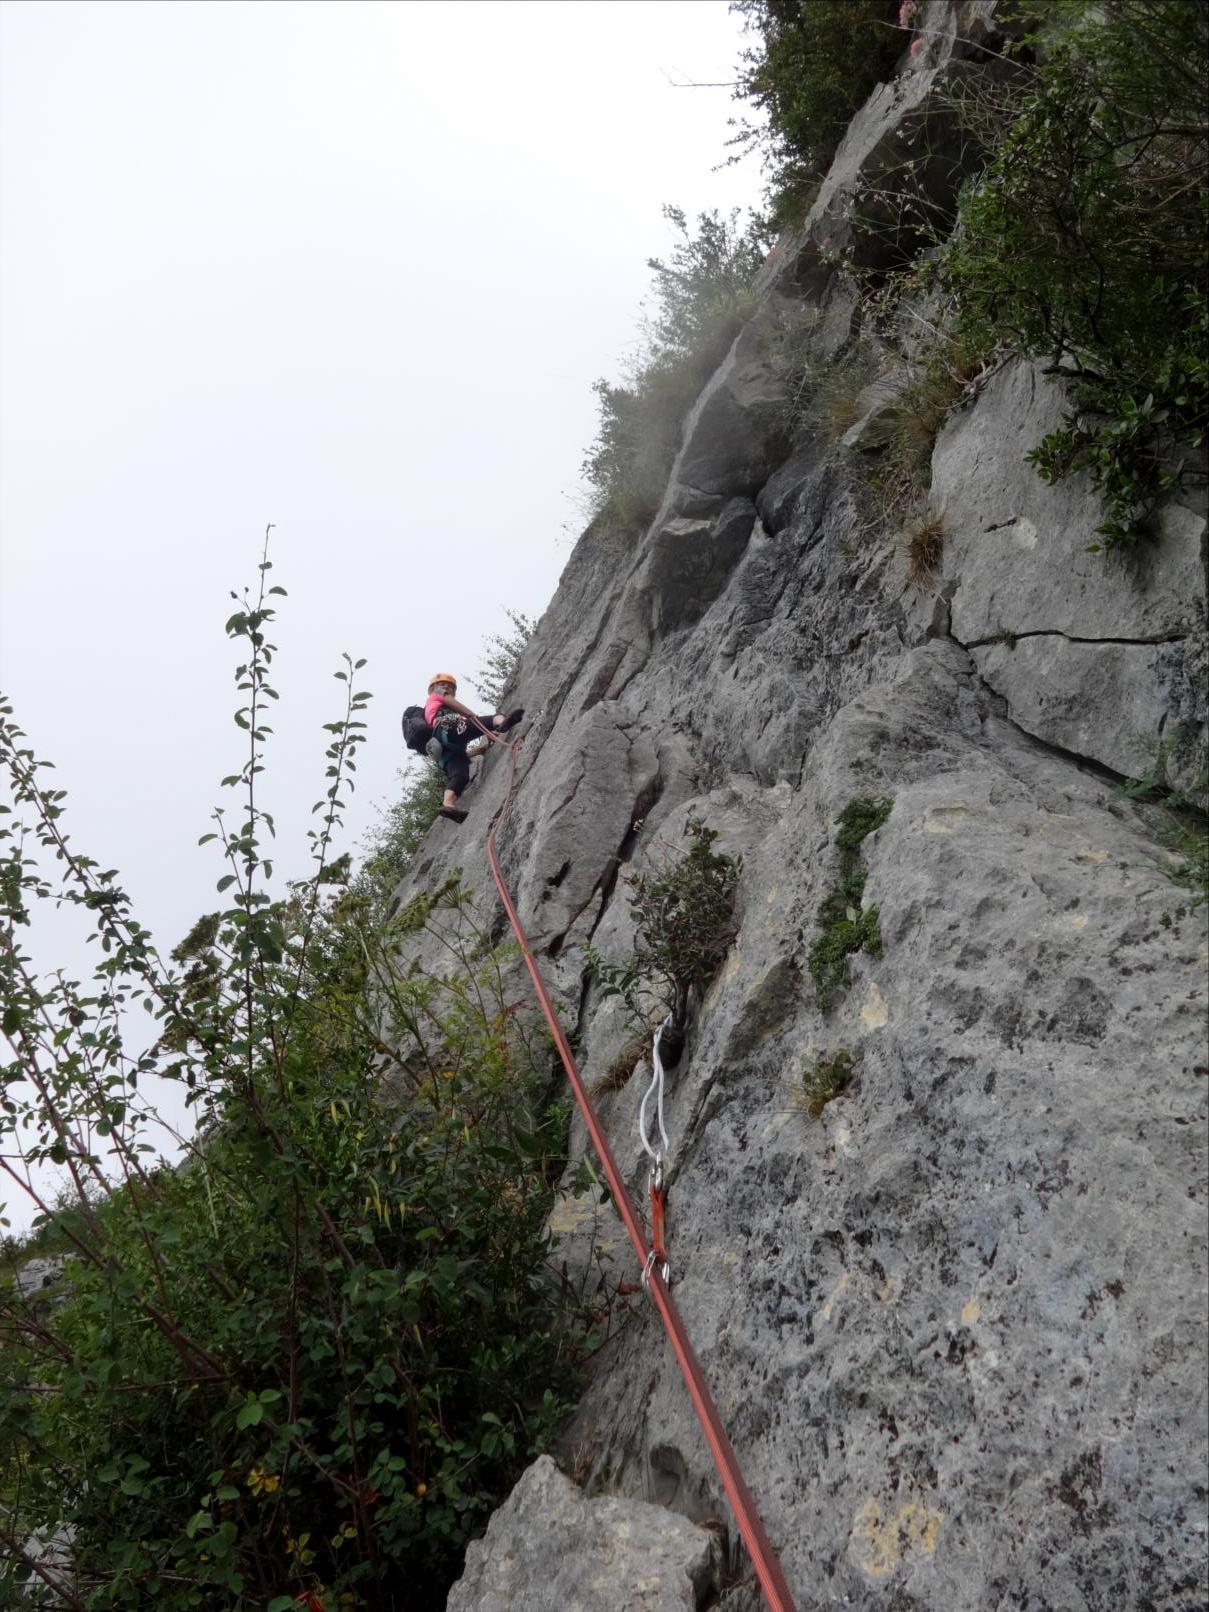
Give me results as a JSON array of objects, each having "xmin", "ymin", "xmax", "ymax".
[
  {"xmin": 586, "ymin": 817, "xmax": 741, "ymax": 1025},
  {"xmin": 1120, "ymin": 730, "xmax": 1209, "ymax": 914},
  {"xmin": 474, "ymin": 608, "xmax": 535, "ymax": 710},
  {"xmin": 809, "ymin": 797, "xmax": 893, "ymax": 1011},
  {"xmin": 801, "ymin": 1047, "xmax": 859, "ymax": 1118}
]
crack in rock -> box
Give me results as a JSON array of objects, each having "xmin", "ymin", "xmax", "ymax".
[{"xmin": 962, "ymin": 627, "xmax": 1189, "ymax": 649}]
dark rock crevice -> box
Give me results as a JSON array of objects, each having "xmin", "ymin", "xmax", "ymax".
[
  {"xmin": 961, "ymin": 627, "xmax": 1189, "ymax": 650},
  {"xmin": 951, "ymin": 634, "xmax": 1133, "ymax": 789}
]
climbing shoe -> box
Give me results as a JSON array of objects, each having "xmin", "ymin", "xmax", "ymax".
[
  {"xmin": 439, "ymin": 806, "xmax": 468, "ymax": 824},
  {"xmin": 499, "ymin": 708, "xmax": 525, "ymax": 732}
]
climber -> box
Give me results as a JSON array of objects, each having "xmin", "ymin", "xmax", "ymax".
[{"xmin": 423, "ymin": 674, "xmax": 523, "ymax": 824}]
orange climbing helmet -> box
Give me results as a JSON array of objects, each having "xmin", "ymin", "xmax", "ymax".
[{"xmin": 427, "ymin": 673, "xmax": 457, "ymax": 693}]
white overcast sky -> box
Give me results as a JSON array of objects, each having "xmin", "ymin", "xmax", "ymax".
[{"xmin": 0, "ymin": 0, "xmax": 763, "ymax": 1228}]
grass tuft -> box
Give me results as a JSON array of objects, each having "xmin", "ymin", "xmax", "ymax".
[{"xmin": 904, "ymin": 512, "xmax": 946, "ymax": 584}]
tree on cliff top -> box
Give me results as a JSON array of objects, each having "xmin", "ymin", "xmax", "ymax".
[{"xmin": 729, "ymin": 0, "xmax": 904, "ymax": 227}]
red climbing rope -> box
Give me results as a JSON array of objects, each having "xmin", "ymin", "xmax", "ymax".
[{"xmin": 471, "ymin": 722, "xmax": 797, "ymax": 1612}]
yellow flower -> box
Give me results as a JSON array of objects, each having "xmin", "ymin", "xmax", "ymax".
[
  {"xmin": 247, "ymin": 1465, "xmax": 281, "ymax": 1497},
  {"xmin": 415, "ymin": 1482, "xmax": 428, "ymax": 1498}
]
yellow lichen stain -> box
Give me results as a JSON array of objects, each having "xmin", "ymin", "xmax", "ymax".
[
  {"xmin": 546, "ymin": 1194, "xmax": 621, "ymax": 1251},
  {"xmin": 767, "ymin": 885, "xmax": 778, "ymax": 905},
  {"xmin": 1070, "ymin": 913, "xmax": 1088, "ymax": 931},
  {"xmin": 852, "ymin": 1494, "xmax": 944, "ymax": 1579},
  {"xmin": 877, "ymin": 1275, "xmax": 899, "ymax": 1304},
  {"xmin": 546, "ymin": 1194, "xmax": 595, "ymax": 1234},
  {"xmin": 704, "ymin": 949, "xmax": 743, "ymax": 1008},
  {"xmin": 860, "ymin": 983, "xmax": 888, "ymax": 1030},
  {"xmin": 961, "ymin": 1297, "xmax": 981, "ymax": 1325},
  {"xmin": 1077, "ymin": 847, "xmax": 1109, "ymax": 865},
  {"xmin": 925, "ymin": 804, "xmax": 973, "ymax": 834},
  {"xmin": 821, "ymin": 1271, "xmax": 850, "ymax": 1322}
]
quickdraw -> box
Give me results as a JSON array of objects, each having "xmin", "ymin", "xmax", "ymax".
[
  {"xmin": 639, "ymin": 1015, "xmax": 673, "ymax": 1287},
  {"xmin": 469, "ymin": 715, "xmax": 797, "ymax": 1612}
]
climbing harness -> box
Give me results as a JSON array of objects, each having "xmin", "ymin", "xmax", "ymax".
[
  {"xmin": 469, "ymin": 715, "xmax": 798, "ymax": 1612},
  {"xmin": 638, "ymin": 1016, "xmax": 673, "ymax": 1287}
]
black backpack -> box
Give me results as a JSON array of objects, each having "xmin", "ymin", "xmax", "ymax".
[{"xmin": 401, "ymin": 706, "xmax": 434, "ymax": 755}]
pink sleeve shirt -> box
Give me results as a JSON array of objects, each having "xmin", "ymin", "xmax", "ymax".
[{"xmin": 424, "ymin": 692, "xmax": 450, "ymax": 724}]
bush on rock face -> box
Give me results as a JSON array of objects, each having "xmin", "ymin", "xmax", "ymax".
[
  {"xmin": 586, "ymin": 817, "xmax": 741, "ymax": 1026},
  {"xmin": 730, "ymin": 0, "xmax": 904, "ymax": 229},
  {"xmin": 582, "ymin": 207, "xmax": 767, "ymax": 530},
  {"xmin": 937, "ymin": 0, "xmax": 1209, "ymax": 545}
]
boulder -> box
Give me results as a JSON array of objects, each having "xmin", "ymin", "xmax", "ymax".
[{"xmin": 445, "ymin": 1456, "xmax": 720, "ymax": 1612}]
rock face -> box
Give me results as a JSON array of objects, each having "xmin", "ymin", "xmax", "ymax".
[
  {"xmin": 445, "ymin": 1455, "xmax": 720, "ymax": 1612},
  {"xmin": 401, "ymin": 5, "xmax": 1209, "ymax": 1608},
  {"xmin": 933, "ymin": 359, "xmax": 1208, "ymax": 787}
]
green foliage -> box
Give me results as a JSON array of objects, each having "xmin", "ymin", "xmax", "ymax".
[
  {"xmin": 0, "ymin": 542, "xmax": 586, "ymax": 1608},
  {"xmin": 730, "ymin": 0, "xmax": 903, "ymax": 228},
  {"xmin": 583, "ymin": 206, "xmax": 767, "ymax": 528},
  {"xmin": 1167, "ymin": 820, "xmax": 1209, "ymax": 911},
  {"xmin": 586, "ymin": 817, "xmax": 741, "ymax": 1022},
  {"xmin": 474, "ymin": 608, "xmax": 535, "ymax": 711},
  {"xmin": 800, "ymin": 1047, "xmax": 859, "ymax": 1118},
  {"xmin": 939, "ymin": 0, "xmax": 1209, "ymax": 546},
  {"xmin": 869, "ymin": 333, "xmax": 987, "ymax": 515},
  {"xmin": 809, "ymin": 797, "xmax": 892, "ymax": 1011},
  {"xmin": 1120, "ymin": 730, "xmax": 1209, "ymax": 913},
  {"xmin": 355, "ymin": 761, "xmax": 446, "ymax": 926}
]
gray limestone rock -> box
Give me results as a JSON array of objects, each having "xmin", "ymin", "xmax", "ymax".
[
  {"xmin": 932, "ymin": 360, "xmax": 1209, "ymax": 785},
  {"xmin": 444, "ymin": 1455, "xmax": 720, "ymax": 1612},
  {"xmin": 516, "ymin": 704, "xmax": 658, "ymax": 952},
  {"xmin": 841, "ymin": 366, "xmax": 915, "ymax": 452},
  {"xmin": 559, "ymin": 645, "xmax": 1208, "ymax": 1612},
  {"xmin": 13, "ymin": 1255, "xmax": 64, "ymax": 1300},
  {"xmin": 970, "ymin": 635, "xmax": 1170, "ymax": 779},
  {"xmin": 642, "ymin": 499, "xmax": 758, "ymax": 633},
  {"xmin": 665, "ymin": 314, "xmax": 792, "ymax": 506}
]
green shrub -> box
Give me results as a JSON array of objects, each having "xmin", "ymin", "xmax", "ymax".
[
  {"xmin": 730, "ymin": 0, "xmax": 904, "ymax": 228},
  {"xmin": 809, "ymin": 797, "xmax": 892, "ymax": 1010},
  {"xmin": 1121, "ymin": 731, "xmax": 1209, "ymax": 912},
  {"xmin": 0, "ymin": 545, "xmax": 586, "ymax": 1608},
  {"xmin": 474, "ymin": 608, "xmax": 535, "ymax": 710},
  {"xmin": 939, "ymin": 0, "xmax": 1209, "ymax": 546},
  {"xmin": 586, "ymin": 817, "xmax": 741, "ymax": 1023},
  {"xmin": 582, "ymin": 207, "xmax": 766, "ymax": 528}
]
